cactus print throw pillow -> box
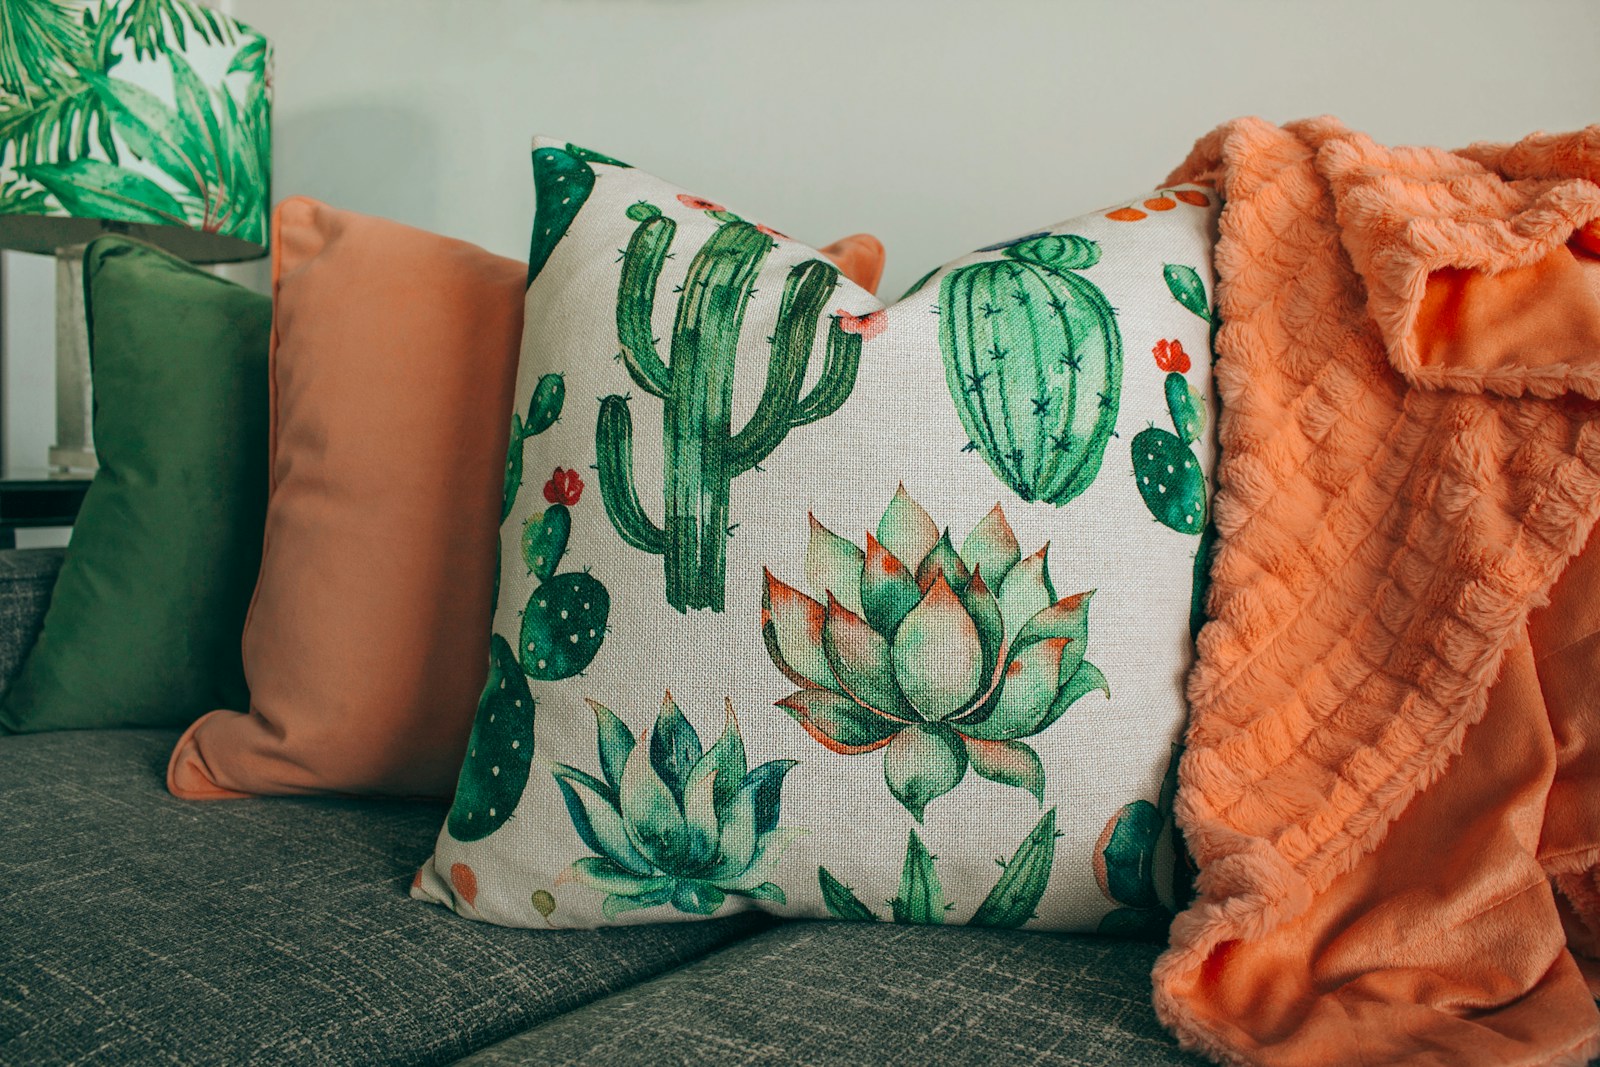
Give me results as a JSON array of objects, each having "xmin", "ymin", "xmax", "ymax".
[{"xmin": 413, "ymin": 140, "xmax": 1220, "ymax": 937}]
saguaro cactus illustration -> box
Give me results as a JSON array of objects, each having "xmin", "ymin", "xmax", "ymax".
[
  {"xmin": 938, "ymin": 234, "xmax": 1123, "ymax": 506},
  {"xmin": 595, "ymin": 201, "xmax": 863, "ymax": 613}
]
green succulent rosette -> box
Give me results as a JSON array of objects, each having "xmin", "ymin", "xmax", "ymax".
[
  {"xmin": 552, "ymin": 695, "xmax": 801, "ymax": 919},
  {"xmin": 762, "ymin": 485, "xmax": 1109, "ymax": 820}
]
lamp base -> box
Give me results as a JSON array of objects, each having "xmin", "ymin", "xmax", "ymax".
[
  {"xmin": 51, "ymin": 245, "xmax": 96, "ymax": 473},
  {"xmin": 48, "ymin": 445, "xmax": 97, "ymax": 474}
]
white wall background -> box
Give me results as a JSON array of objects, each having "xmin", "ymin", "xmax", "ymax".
[{"xmin": 4, "ymin": 0, "xmax": 1598, "ymax": 473}]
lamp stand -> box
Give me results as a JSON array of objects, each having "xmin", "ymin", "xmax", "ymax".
[{"xmin": 49, "ymin": 244, "xmax": 96, "ymax": 473}]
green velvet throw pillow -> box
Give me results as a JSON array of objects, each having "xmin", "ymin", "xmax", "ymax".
[{"xmin": 0, "ymin": 237, "xmax": 270, "ymax": 733}]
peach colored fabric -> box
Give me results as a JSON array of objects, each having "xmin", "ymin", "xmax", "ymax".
[
  {"xmin": 1155, "ymin": 119, "xmax": 1600, "ymax": 1065},
  {"xmin": 168, "ymin": 200, "xmax": 886, "ymax": 800}
]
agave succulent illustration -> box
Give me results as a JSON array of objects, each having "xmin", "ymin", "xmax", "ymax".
[
  {"xmin": 761, "ymin": 485, "xmax": 1109, "ymax": 820},
  {"xmin": 552, "ymin": 694, "xmax": 802, "ymax": 919}
]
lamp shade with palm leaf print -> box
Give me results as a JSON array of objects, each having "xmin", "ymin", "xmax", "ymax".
[{"xmin": 0, "ymin": 0, "xmax": 271, "ymax": 262}]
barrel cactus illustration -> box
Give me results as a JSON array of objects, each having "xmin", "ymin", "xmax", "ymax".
[
  {"xmin": 552, "ymin": 694, "xmax": 802, "ymax": 918},
  {"xmin": 518, "ymin": 492, "xmax": 610, "ymax": 681},
  {"xmin": 1094, "ymin": 742, "xmax": 1193, "ymax": 940},
  {"xmin": 503, "ymin": 373, "xmax": 564, "ymax": 521},
  {"xmin": 819, "ymin": 807, "xmax": 1060, "ymax": 928},
  {"xmin": 938, "ymin": 233, "xmax": 1123, "ymax": 506},
  {"xmin": 447, "ymin": 634, "xmax": 538, "ymax": 842},
  {"xmin": 527, "ymin": 146, "xmax": 595, "ymax": 286},
  {"xmin": 595, "ymin": 200, "xmax": 863, "ymax": 614},
  {"xmin": 762, "ymin": 485, "xmax": 1109, "ymax": 820}
]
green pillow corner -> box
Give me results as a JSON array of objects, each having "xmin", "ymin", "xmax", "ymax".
[{"xmin": 0, "ymin": 236, "xmax": 271, "ymax": 733}]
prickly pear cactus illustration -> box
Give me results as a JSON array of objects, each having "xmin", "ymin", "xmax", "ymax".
[
  {"xmin": 447, "ymin": 635, "xmax": 537, "ymax": 842},
  {"xmin": 818, "ymin": 808, "xmax": 1059, "ymax": 928},
  {"xmin": 938, "ymin": 233, "xmax": 1123, "ymax": 506},
  {"xmin": 503, "ymin": 373, "xmax": 565, "ymax": 521},
  {"xmin": 1093, "ymin": 743, "xmax": 1194, "ymax": 940},
  {"xmin": 1131, "ymin": 343, "xmax": 1207, "ymax": 535},
  {"xmin": 595, "ymin": 199, "xmax": 863, "ymax": 613},
  {"xmin": 1133, "ymin": 262, "xmax": 1219, "ymax": 640},
  {"xmin": 519, "ymin": 494, "xmax": 610, "ymax": 681},
  {"xmin": 527, "ymin": 146, "xmax": 595, "ymax": 286}
]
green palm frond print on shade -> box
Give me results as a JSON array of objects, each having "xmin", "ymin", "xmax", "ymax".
[
  {"xmin": 595, "ymin": 197, "xmax": 862, "ymax": 614},
  {"xmin": 0, "ymin": 0, "xmax": 271, "ymax": 249},
  {"xmin": 552, "ymin": 694, "xmax": 802, "ymax": 919},
  {"xmin": 938, "ymin": 233, "xmax": 1123, "ymax": 506},
  {"xmin": 761, "ymin": 485, "xmax": 1109, "ymax": 820},
  {"xmin": 818, "ymin": 807, "xmax": 1059, "ymax": 928}
]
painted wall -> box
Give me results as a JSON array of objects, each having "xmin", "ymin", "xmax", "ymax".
[{"xmin": 4, "ymin": 0, "xmax": 1597, "ymax": 476}]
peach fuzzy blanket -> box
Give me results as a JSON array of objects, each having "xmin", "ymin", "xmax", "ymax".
[{"xmin": 1157, "ymin": 118, "xmax": 1600, "ymax": 1066}]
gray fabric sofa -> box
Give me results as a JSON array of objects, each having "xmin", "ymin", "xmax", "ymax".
[{"xmin": 0, "ymin": 547, "xmax": 1207, "ymax": 1066}]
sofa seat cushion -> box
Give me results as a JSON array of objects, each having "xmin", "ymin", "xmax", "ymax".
[
  {"xmin": 0, "ymin": 730, "xmax": 767, "ymax": 1066},
  {"xmin": 455, "ymin": 921, "xmax": 1209, "ymax": 1066}
]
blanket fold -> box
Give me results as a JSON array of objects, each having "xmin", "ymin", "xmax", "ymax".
[{"xmin": 1157, "ymin": 117, "xmax": 1600, "ymax": 1066}]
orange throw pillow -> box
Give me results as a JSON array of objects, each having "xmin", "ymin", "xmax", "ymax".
[{"xmin": 168, "ymin": 197, "xmax": 885, "ymax": 799}]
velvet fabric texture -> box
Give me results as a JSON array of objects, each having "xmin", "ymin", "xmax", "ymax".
[
  {"xmin": 167, "ymin": 197, "xmax": 887, "ymax": 801},
  {"xmin": 0, "ymin": 237, "xmax": 269, "ymax": 733},
  {"xmin": 1154, "ymin": 118, "xmax": 1600, "ymax": 1065}
]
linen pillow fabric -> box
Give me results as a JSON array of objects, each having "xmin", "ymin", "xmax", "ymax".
[
  {"xmin": 0, "ymin": 236, "xmax": 269, "ymax": 733},
  {"xmin": 414, "ymin": 142, "xmax": 1219, "ymax": 935}
]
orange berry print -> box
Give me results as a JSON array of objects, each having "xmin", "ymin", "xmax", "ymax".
[
  {"xmin": 1106, "ymin": 207, "xmax": 1146, "ymax": 222},
  {"xmin": 450, "ymin": 862, "xmax": 479, "ymax": 907},
  {"xmin": 1175, "ymin": 189, "xmax": 1211, "ymax": 207},
  {"xmin": 1144, "ymin": 197, "xmax": 1177, "ymax": 211}
]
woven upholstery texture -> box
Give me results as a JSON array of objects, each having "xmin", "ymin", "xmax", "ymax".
[
  {"xmin": 0, "ymin": 728, "xmax": 767, "ymax": 1066},
  {"xmin": 0, "ymin": 547, "xmax": 62, "ymax": 703},
  {"xmin": 457, "ymin": 922, "xmax": 1208, "ymax": 1067}
]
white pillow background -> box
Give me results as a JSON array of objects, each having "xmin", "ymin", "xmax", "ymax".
[{"xmin": 415, "ymin": 137, "xmax": 1219, "ymax": 934}]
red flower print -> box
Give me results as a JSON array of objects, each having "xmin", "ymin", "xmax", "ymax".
[
  {"xmin": 1152, "ymin": 339, "xmax": 1191, "ymax": 374},
  {"xmin": 1174, "ymin": 189, "xmax": 1211, "ymax": 207},
  {"xmin": 677, "ymin": 193, "xmax": 725, "ymax": 212},
  {"xmin": 1105, "ymin": 207, "xmax": 1146, "ymax": 222},
  {"xmin": 543, "ymin": 467, "xmax": 584, "ymax": 506},
  {"xmin": 836, "ymin": 309, "xmax": 887, "ymax": 341},
  {"xmin": 1143, "ymin": 196, "xmax": 1177, "ymax": 212},
  {"xmin": 756, "ymin": 223, "xmax": 789, "ymax": 239}
]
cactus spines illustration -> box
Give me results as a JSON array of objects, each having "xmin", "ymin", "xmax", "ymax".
[
  {"xmin": 504, "ymin": 373, "xmax": 565, "ymax": 521},
  {"xmin": 818, "ymin": 807, "xmax": 1059, "ymax": 928},
  {"xmin": 595, "ymin": 202, "xmax": 864, "ymax": 613},
  {"xmin": 527, "ymin": 147, "xmax": 595, "ymax": 287},
  {"xmin": 447, "ymin": 634, "xmax": 537, "ymax": 842},
  {"xmin": 938, "ymin": 233, "xmax": 1123, "ymax": 506},
  {"xmin": 519, "ymin": 501, "xmax": 609, "ymax": 680}
]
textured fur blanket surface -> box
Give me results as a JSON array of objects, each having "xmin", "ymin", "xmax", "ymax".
[{"xmin": 1157, "ymin": 117, "xmax": 1600, "ymax": 1066}]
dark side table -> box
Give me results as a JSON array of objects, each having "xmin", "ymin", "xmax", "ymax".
[{"xmin": 0, "ymin": 469, "xmax": 93, "ymax": 549}]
